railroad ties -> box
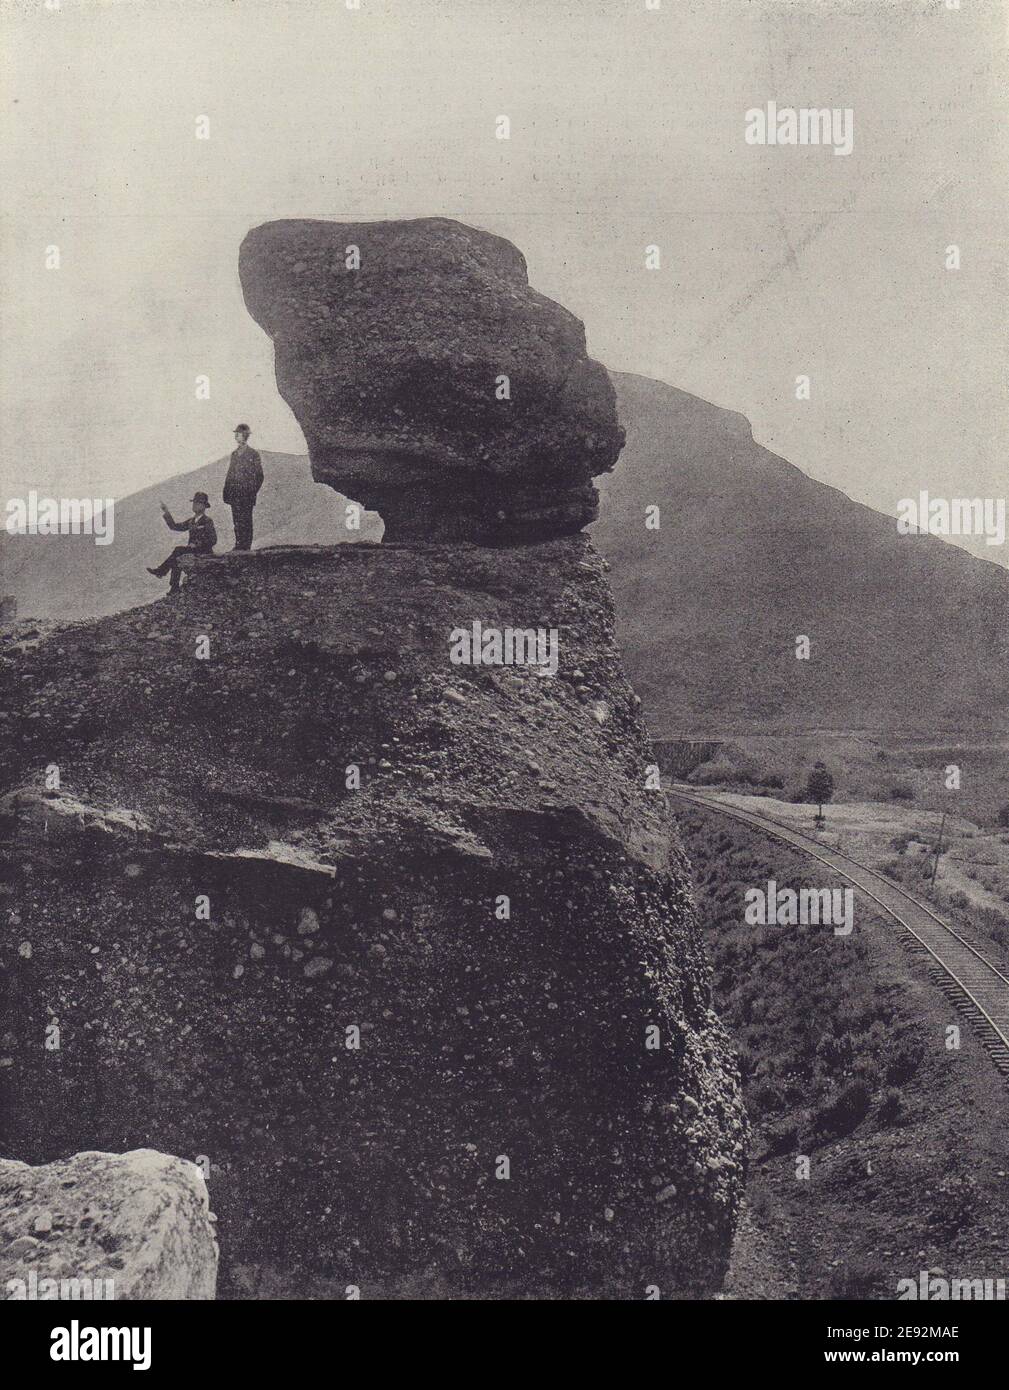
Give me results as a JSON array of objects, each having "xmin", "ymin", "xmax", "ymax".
[{"xmin": 670, "ymin": 788, "xmax": 1009, "ymax": 1086}]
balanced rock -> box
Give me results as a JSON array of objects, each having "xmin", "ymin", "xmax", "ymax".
[
  {"xmin": 0, "ymin": 1149, "xmax": 218, "ymax": 1299},
  {"xmin": 239, "ymin": 217, "xmax": 625, "ymax": 542}
]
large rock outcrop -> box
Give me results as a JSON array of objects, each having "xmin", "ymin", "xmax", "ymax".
[
  {"xmin": 0, "ymin": 1149, "xmax": 218, "ymax": 1299},
  {"xmin": 239, "ymin": 218, "xmax": 625, "ymax": 543},
  {"xmin": 0, "ymin": 539, "xmax": 745, "ymax": 1298}
]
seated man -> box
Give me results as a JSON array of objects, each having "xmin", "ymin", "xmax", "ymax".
[{"xmin": 147, "ymin": 491, "xmax": 218, "ymax": 592}]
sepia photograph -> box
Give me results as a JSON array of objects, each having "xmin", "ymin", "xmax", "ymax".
[{"xmin": 1, "ymin": 0, "xmax": 1007, "ymax": 1360}]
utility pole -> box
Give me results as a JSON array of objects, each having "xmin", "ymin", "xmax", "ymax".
[{"xmin": 929, "ymin": 811, "xmax": 947, "ymax": 895}]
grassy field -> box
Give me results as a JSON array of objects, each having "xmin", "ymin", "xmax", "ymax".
[{"xmin": 659, "ymin": 732, "xmax": 1009, "ymax": 828}]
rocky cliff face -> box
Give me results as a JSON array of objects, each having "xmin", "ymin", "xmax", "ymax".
[
  {"xmin": 0, "ymin": 218, "xmax": 744, "ymax": 1298},
  {"xmin": 0, "ymin": 539, "xmax": 744, "ymax": 1297}
]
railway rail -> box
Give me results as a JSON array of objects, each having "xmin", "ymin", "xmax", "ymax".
[{"xmin": 669, "ymin": 786, "xmax": 1009, "ymax": 1081}]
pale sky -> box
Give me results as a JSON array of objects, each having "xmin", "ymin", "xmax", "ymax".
[{"xmin": 2, "ymin": 0, "xmax": 1006, "ymax": 561}]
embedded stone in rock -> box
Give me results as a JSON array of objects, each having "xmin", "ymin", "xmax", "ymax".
[
  {"xmin": 0, "ymin": 1149, "xmax": 218, "ymax": 1300},
  {"xmin": 239, "ymin": 217, "xmax": 625, "ymax": 542}
]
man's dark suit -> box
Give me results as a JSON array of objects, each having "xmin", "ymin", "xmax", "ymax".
[{"xmin": 223, "ymin": 445, "xmax": 264, "ymax": 550}]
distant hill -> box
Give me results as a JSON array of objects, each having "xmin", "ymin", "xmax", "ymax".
[
  {"xmin": 592, "ymin": 372, "xmax": 1009, "ymax": 735},
  {"xmin": 0, "ymin": 453, "xmax": 382, "ymax": 620},
  {"xmin": 5, "ymin": 374, "xmax": 1009, "ymax": 736}
]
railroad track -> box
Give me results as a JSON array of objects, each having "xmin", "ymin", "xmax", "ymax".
[{"xmin": 669, "ymin": 787, "xmax": 1009, "ymax": 1082}]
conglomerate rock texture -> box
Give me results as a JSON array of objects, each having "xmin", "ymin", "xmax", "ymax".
[
  {"xmin": 0, "ymin": 539, "xmax": 745, "ymax": 1298},
  {"xmin": 0, "ymin": 1148, "xmax": 218, "ymax": 1299},
  {"xmin": 239, "ymin": 218, "xmax": 625, "ymax": 543}
]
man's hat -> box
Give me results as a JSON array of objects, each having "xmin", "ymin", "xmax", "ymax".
[
  {"xmin": 234, "ymin": 423, "xmax": 250, "ymax": 433},
  {"xmin": 191, "ymin": 491, "xmax": 210, "ymax": 507}
]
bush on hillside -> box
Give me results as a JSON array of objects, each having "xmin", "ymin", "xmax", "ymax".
[
  {"xmin": 882, "ymin": 1039, "xmax": 923, "ymax": 1087},
  {"xmin": 877, "ymin": 1087, "xmax": 906, "ymax": 1125},
  {"xmin": 927, "ymin": 1176, "xmax": 979, "ymax": 1238},
  {"xmin": 812, "ymin": 1079, "xmax": 872, "ymax": 1140},
  {"xmin": 828, "ymin": 1260, "xmax": 887, "ymax": 1300}
]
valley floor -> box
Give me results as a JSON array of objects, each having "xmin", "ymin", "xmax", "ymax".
[
  {"xmin": 682, "ymin": 784, "xmax": 1009, "ymax": 971},
  {"xmin": 676, "ymin": 801, "xmax": 1009, "ymax": 1301}
]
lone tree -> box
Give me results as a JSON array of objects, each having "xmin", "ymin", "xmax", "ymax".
[{"xmin": 807, "ymin": 762, "xmax": 835, "ymax": 823}]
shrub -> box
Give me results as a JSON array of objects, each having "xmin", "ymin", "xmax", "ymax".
[
  {"xmin": 760, "ymin": 1120, "xmax": 800, "ymax": 1159},
  {"xmin": 690, "ymin": 758, "xmax": 737, "ymax": 787},
  {"xmin": 815, "ymin": 1031, "xmax": 854, "ymax": 1073},
  {"xmin": 828, "ymin": 1260, "xmax": 886, "ymax": 1300},
  {"xmin": 807, "ymin": 762, "xmax": 835, "ymax": 811},
  {"xmin": 814, "ymin": 1079, "xmax": 872, "ymax": 1139},
  {"xmin": 852, "ymin": 1056, "xmax": 883, "ymax": 1092},
  {"xmin": 927, "ymin": 1176, "xmax": 979, "ymax": 1238},
  {"xmin": 747, "ymin": 1187, "xmax": 774, "ymax": 1223},
  {"xmin": 877, "ymin": 1087, "xmax": 906, "ymax": 1125},
  {"xmin": 883, "ymin": 1040, "xmax": 923, "ymax": 1086},
  {"xmin": 734, "ymin": 1045, "xmax": 758, "ymax": 1082},
  {"xmin": 998, "ymin": 804, "xmax": 1009, "ymax": 827},
  {"xmin": 748, "ymin": 1078, "xmax": 786, "ymax": 1118},
  {"xmin": 890, "ymin": 783, "xmax": 915, "ymax": 801}
]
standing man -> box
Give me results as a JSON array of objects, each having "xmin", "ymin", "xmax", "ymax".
[
  {"xmin": 147, "ymin": 491, "xmax": 217, "ymax": 593},
  {"xmin": 223, "ymin": 423, "xmax": 264, "ymax": 551}
]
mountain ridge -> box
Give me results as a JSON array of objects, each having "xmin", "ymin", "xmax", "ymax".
[{"xmin": 592, "ymin": 371, "xmax": 1009, "ymax": 736}]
